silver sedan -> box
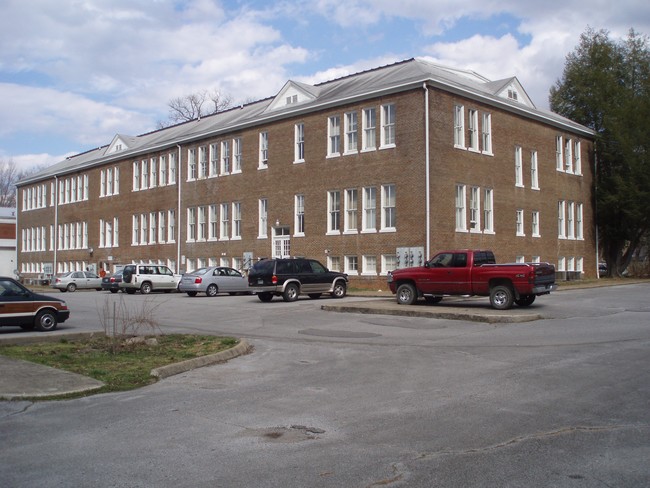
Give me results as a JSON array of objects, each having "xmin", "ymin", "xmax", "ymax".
[
  {"xmin": 178, "ymin": 267, "xmax": 251, "ymax": 297},
  {"xmin": 51, "ymin": 271, "xmax": 103, "ymax": 292}
]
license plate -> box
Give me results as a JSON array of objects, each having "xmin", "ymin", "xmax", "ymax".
[{"xmin": 258, "ymin": 279, "xmax": 263, "ymax": 284}]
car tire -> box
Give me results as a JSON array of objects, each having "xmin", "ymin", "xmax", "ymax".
[
  {"xmin": 490, "ymin": 285, "xmax": 514, "ymax": 310},
  {"xmin": 110, "ymin": 289, "xmax": 118, "ymax": 294},
  {"xmin": 396, "ymin": 283, "xmax": 417, "ymax": 305},
  {"xmin": 34, "ymin": 310, "xmax": 58, "ymax": 332},
  {"xmin": 186, "ymin": 291, "xmax": 198, "ymax": 297},
  {"xmin": 140, "ymin": 282, "xmax": 152, "ymax": 294},
  {"xmin": 67, "ymin": 283, "xmax": 77, "ymax": 292},
  {"xmin": 125, "ymin": 288, "xmax": 136, "ymax": 295},
  {"xmin": 282, "ymin": 283, "xmax": 300, "ymax": 302},
  {"xmin": 257, "ymin": 292, "xmax": 273, "ymax": 302},
  {"xmin": 515, "ymin": 294, "xmax": 536, "ymax": 307},
  {"xmin": 206, "ymin": 284, "xmax": 219, "ymax": 297},
  {"xmin": 331, "ymin": 281, "xmax": 347, "ymax": 299}
]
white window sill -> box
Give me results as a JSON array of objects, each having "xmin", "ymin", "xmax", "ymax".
[
  {"xmin": 361, "ymin": 229, "xmax": 377, "ymax": 234},
  {"xmin": 379, "ymin": 143, "xmax": 396, "ymax": 150},
  {"xmin": 379, "ymin": 228, "xmax": 396, "ymax": 233},
  {"xmin": 343, "ymin": 230, "xmax": 358, "ymax": 235},
  {"xmin": 326, "ymin": 231, "xmax": 341, "ymax": 236}
]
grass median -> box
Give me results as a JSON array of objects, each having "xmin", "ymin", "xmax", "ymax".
[{"xmin": 0, "ymin": 334, "xmax": 239, "ymax": 397}]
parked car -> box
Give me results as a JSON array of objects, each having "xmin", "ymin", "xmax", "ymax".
[
  {"xmin": 179, "ymin": 266, "xmax": 251, "ymax": 297},
  {"xmin": 101, "ymin": 271, "xmax": 123, "ymax": 293},
  {"xmin": 119, "ymin": 264, "xmax": 181, "ymax": 294},
  {"xmin": 51, "ymin": 271, "xmax": 103, "ymax": 292},
  {"xmin": 0, "ymin": 276, "xmax": 70, "ymax": 331},
  {"xmin": 248, "ymin": 258, "xmax": 348, "ymax": 302}
]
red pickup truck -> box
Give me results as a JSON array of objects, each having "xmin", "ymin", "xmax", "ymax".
[{"xmin": 387, "ymin": 250, "xmax": 557, "ymax": 310}]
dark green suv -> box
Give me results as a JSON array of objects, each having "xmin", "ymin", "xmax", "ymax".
[{"xmin": 248, "ymin": 258, "xmax": 348, "ymax": 302}]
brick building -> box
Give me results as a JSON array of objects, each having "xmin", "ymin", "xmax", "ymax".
[{"xmin": 16, "ymin": 58, "xmax": 596, "ymax": 289}]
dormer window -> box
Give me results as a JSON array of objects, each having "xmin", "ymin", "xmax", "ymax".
[
  {"xmin": 507, "ymin": 89, "xmax": 519, "ymax": 101},
  {"xmin": 286, "ymin": 95, "xmax": 298, "ymax": 105}
]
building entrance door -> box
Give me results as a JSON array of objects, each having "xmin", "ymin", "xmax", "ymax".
[{"xmin": 273, "ymin": 227, "xmax": 291, "ymax": 258}]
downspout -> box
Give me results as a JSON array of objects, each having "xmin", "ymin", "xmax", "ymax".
[
  {"xmin": 594, "ymin": 144, "xmax": 599, "ymax": 278},
  {"xmin": 423, "ymin": 82, "xmax": 431, "ymax": 259},
  {"xmin": 53, "ymin": 176, "xmax": 59, "ymax": 275},
  {"xmin": 176, "ymin": 144, "xmax": 182, "ymax": 274}
]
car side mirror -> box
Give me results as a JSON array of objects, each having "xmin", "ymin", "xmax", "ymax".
[{"xmin": 424, "ymin": 262, "xmax": 430, "ymax": 268}]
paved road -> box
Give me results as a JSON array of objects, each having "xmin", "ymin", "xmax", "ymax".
[{"xmin": 1, "ymin": 284, "xmax": 649, "ymax": 487}]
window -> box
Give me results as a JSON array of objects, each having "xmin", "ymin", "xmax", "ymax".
[
  {"xmin": 345, "ymin": 255, "xmax": 358, "ymax": 274},
  {"xmin": 515, "ymin": 146, "xmax": 523, "ymax": 187},
  {"xmin": 232, "ymin": 202, "xmax": 242, "ymax": 239},
  {"xmin": 159, "ymin": 156, "xmax": 167, "ymax": 186},
  {"xmin": 140, "ymin": 214, "xmax": 147, "ymax": 245},
  {"xmin": 294, "ymin": 195, "xmax": 305, "ymax": 236},
  {"xmin": 221, "ymin": 140, "xmax": 231, "ymax": 175},
  {"xmin": 468, "ymin": 109, "xmax": 478, "ymax": 151},
  {"xmin": 187, "ymin": 149, "xmax": 196, "ymax": 181},
  {"xmin": 169, "ymin": 153, "xmax": 177, "ymax": 184},
  {"xmin": 209, "ymin": 204, "xmax": 218, "ymax": 240},
  {"xmin": 158, "ymin": 211, "xmax": 166, "ymax": 243},
  {"xmin": 210, "ymin": 143, "xmax": 219, "ymax": 176},
  {"xmin": 132, "ymin": 215, "xmax": 139, "ymax": 245},
  {"xmin": 328, "ymin": 115, "xmax": 341, "ymax": 156},
  {"xmin": 198, "ymin": 206, "xmax": 207, "ymax": 241},
  {"xmin": 220, "ymin": 203, "xmax": 229, "ymax": 239},
  {"xmin": 362, "ymin": 187, "xmax": 376, "ymax": 232},
  {"xmin": 532, "ymin": 211, "xmax": 540, "ymax": 237},
  {"xmin": 454, "ymin": 105, "xmax": 465, "ymax": 148},
  {"xmin": 381, "ymin": 184, "xmax": 396, "ymax": 231},
  {"xmin": 198, "ymin": 146, "xmax": 207, "ymax": 179},
  {"xmin": 380, "ymin": 104, "xmax": 395, "ymax": 147},
  {"xmin": 576, "ymin": 203, "xmax": 583, "ymax": 240},
  {"xmin": 455, "ymin": 184, "xmax": 466, "ymax": 231},
  {"xmin": 483, "ymin": 188, "xmax": 494, "ymax": 233},
  {"xmin": 469, "ymin": 186, "xmax": 480, "ymax": 231},
  {"xmin": 362, "ymin": 108, "xmax": 376, "ymax": 150},
  {"xmin": 558, "ymin": 201, "xmax": 566, "ymax": 238},
  {"xmin": 574, "ymin": 140, "xmax": 582, "ymax": 175},
  {"xmin": 577, "ymin": 257, "xmax": 584, "ymax": 273},
  {"xmin": 233, "ymin": 138, "xmax": 242, "ymax": 173},
  {"xmin": 150, "ymin": 158, "xmax": 158, "ymax": 187},
  {"xmin": 141, "ymin": 159, "xmax": 149, "ymax": 189},
  {"xmin": 565, "ymin": 138, "xmax": 573, "ymax": 173},
  {"xmin": 381, "ymin": 254, "xmax": 397, "ymax": 275},
  {"xmin": 344, "ymin": 189, "xmax": 358, "ymax": 233},
  {"xmin": 187, "ymin": 208, "xmax": 196, "ymax": 242},
  {"xmin": 328, "ymin": 191, "xmax": 341, "ymax": 233},
  {"xmin": 133, "ymin": 161, "xmax": 140, "ymax": 191},
  {"xmin": 258, "ymin": 199, "xmax": 268, "ymax": 238},
  {"xmin": 295, "ymin": 123, "xmax": 305, "ymax": 162},
  {"xmin": 556, "ymin": 136, "xmax": 563, "ymax": 171},
  {"xmin": 259, "ymin": 132, "xmax": 268, "ymax": 169},
  {"xmin": 567, "ymin": 201, "xmax": 575, "ymax": 239},
  {"xmin": 516, "ymin": 209, "xmax": 525, "ymax": 236},
  {"xmin": 362, "ymin": 255, "xmax": 377, "ymax": 275},
  {"xmin": 149, "ymin": 212, "xmax": 156, "ymax": 243},
  {"xmin": 531, "ymin": 151, "xmax": 539, "ymax": 189},
  {"xmin": 344, "ymin": 112, "xmax": 358, "ymax": 153},
  {"xmin": 168, "ymin": 210, "xmax": 176, "ymax": 243},
  {"xmin": 558, "ymin": 256, "xmax": 566, "ymax": 272},
  {"xmin": 482, "ymin": 113, "xmax": 492, "ymax": 154}
]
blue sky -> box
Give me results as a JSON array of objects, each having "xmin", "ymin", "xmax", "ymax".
[{"xmin": 1, "ymin": 0, "xmax": 648, "ymax": 170}]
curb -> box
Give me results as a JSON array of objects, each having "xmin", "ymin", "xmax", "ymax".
[
  {"xmin": 150, "ymin": 339, "xmax": 252, "ymax": 379},
  {"xmin": 0, "ymin": 330, "xmax": 105, "ymax": 346}
]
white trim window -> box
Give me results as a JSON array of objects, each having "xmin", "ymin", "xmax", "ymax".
[
  {"xmin": 232, "ymin": 202, "xmax": 242, "ymax": 239},
  {"xmin": 516, "ymin": 209, "xmax": 525, "ymax": 236},
  {"xmin": 558, "ymin": 256, "xmax": 566, "ymax": 272},
  {"xmin": 468, "ymin": 109, "xmax": 479, "ymax": 151},
  {"xmin": 149, "ymin": 212, "xmax": 156, "ymax": 243},
  {"xmin": 169, "ymin": 153, "xmax": 177, "ymax": 184},
  {"xmin": 294, "ymin": 194, "xmax": 305, "ymax": 236},
  {"xmin": 198, "ymin": 206, "xmax": 207, "ymax": 241},
  {"xmin": 187, "ymin": 149, "xmax": 197, "ymax": 181},
  {"xmin": 455, "ymin": 184, "xmax": 467, "ymax": 231},
  {"xmin": 344, "ymin": 112, "xmax": 358, "ymax": 154},
  {"xmin": 469, "ymin": 186, "xmax": 480, "ymax": 232},
  {"xmin": 567, "ymin": 201, "xmax": 575, "ymax": 239},
  {"xmin": 209, "ymin": 204, "xmax": 218, "ymax": 240},
  {"xmin": 577, "ymin": 257, "xmax": 584, "ymax": 273},
  {"xmin": 565, "ymin": 138, "xmax": 573, "ymax": 173},
  {"xmin": 186, "ymin": 207, "xmax": 196, "ymax": 242},
  {"xmin": 380, "ymin": 104, "xmax": 396, "ymax": 148},
  {"xmin": 532, "ymin": 211, "xmax": 540, "ymax": 237},
  {"xmin": 294, "ymin": 123, "xmax": 305, "ymax": 163},
  {"xmin": 141, "ymin": 159, "xmax": 149, "ymax": 189},
  {"xmin": 514, "ymin": 146, "xmax": 524, "ymax": 187},
  {"xmin": 381, "ymin": 254, "xmax": 397, "ymax": 275},
  {"xmin": 556, "ymin": 136, "xmax": 564, "ymax": 171},
  {"xmin": 327, "ymin": 191, "xmax": 341, "ymax": 234},
  {"xmin": 558, "ymin": 201, "xmax": 566, "ymax": 238},
  {"xmin": 150, "ymin": 158, "xmax": 158, "ymax": 187},
  {"xmin": 133, "ymin": 161, "xmax": 140, "ymax": 191},
  {"xmin": 233, "ymin": 138, "xmax": 242, "ymax": 173},
  {"xmin": 576, "ymin": 203, "xmax": 584, "ymax": 240},
  {"xmin": 209, "ymin": 143, "xmax": 219, "ymax": 176},
  {"xmin": 481, "ymin": 113, "xmax": 492, "ymax": 154},
  {"xmin": 362, "ymin": 187, "xmax": 376, "ymax": 232},
  {"xmin": 259, "ymin": 132, "xmax": 268, "ymax": 169},
  {"xmin": 140, "ymin": 214, "xmax": 147, "ymax": 245},
  {"xmin": 132, "ymin": 216, "xmax": 140, "ymax": 245},
  {"xmin": 158, "ymin": 211, "xmax": 166, "ymax": 243},
  {"xmin": 344, "ymin": 189, "xmax": 358, "ymax": 233},
  {"xmin": 328, "ymin": 115, "xmax": 341, "ymax": 157},
  {"xmin": 220, "ymin": 203, "xmax": 229, "ymax": 240},
  {"xmin": 362, "ymin": 108, "xmax": 376, "ymax": 150},
  {"xmin": 221, "ymin": 140, "xmax": 231, "ymax": 175},
  {"xmin": 328, "ymin": 256, "xmax": 341, "ymax": 272},
  {"xmin": 198, "ymin": 146, "xmax": 207, "ymax": 179},
  {"xmin": 483, "ymin": 188, "xmax": 494, "ymax": 233},
  {"xmin": 159, "ymin": 155, "xmax": 167, "ymax": 186},
  {"xmin": 454, "ymin": 105, "xmax": 465, "ymax": 148},
  {"xmin": 381, "ymin": 184, "xmax": 396, "ymax": 231},
  {"xmin": 362, "ymin": 255, "xmax": 377, "ymax": 276},
  {"xmin": 168, "ymin": 209, "xmax": 176, "ymax": 243},
  {"xmin": 531, "ymin": 151, "xmax": 539, "ymax": 190},
  {"xmin": 345, "ymin": 255, "xmax": 359, "ymax": 275},
  {"xmin": 574, "ymin": 140, "xmax": 582, "ymax": 175},
  {"xmin": 258, "ymin": 199, "xmax": 268, "ymax": 238}
]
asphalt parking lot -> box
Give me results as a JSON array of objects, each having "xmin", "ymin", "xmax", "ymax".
[{"xmin": 1, "ymin": 282, "xmax": 649, "ymax": 487}]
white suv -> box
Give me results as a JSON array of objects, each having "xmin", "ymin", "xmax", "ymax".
[{"xmin": 119, "ymin": 264, "xmax": 181, "ymax": 294}]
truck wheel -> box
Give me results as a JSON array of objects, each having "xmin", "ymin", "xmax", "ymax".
[
  {"xmin": 515, "ymin": 295, "xmax": 536, "ymax": 307},
  {"xmin": 396, "ymin": 283, "xmax": 417, "ymax": 305},
  {"xmin": 282, "ymin": 283, "xmax": 299, "ymax": 302},
  {"xmin": 331, "ymin": 281, "xmax": 347, "ymax": 298},
  {"xmin": 490, "ymin": 285, "xmax": 514, "ymax": 310}
]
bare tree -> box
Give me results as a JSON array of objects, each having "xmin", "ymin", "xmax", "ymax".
[
  {"xmin": 0, "ymin": 159, "xmax": 26, "ymax": 207},
  {"xmin": 158, "ymin": 89, "xmax": 233, "ymax": 128}
]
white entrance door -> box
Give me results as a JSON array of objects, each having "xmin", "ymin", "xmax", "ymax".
[{"xmin": 273, "ymin": 227, "xmax": 291, "ymax": 258}]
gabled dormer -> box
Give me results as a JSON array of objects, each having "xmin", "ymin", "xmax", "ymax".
[
  {"xmin": 105, "ymin": 134, "xmax": 135, "ymax": 155},
  {"xmin": 488, "ymin": 77, "xmax": 535, "ymax": 109},
  {"xmin": 264, "ymin": 80, "xmax": 319, "ymax": 113}
]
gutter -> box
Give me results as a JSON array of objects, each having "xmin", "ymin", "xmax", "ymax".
[{"xmin": 176, "ymin": 144, "xmax": 182, "ymax": 274}]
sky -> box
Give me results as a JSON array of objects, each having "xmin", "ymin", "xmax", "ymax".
[{"xmin": 1, "ymin": 0, "xmax": 648, "ymax": 171}]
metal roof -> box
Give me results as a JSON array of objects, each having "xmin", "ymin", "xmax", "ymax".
[{"xmin": 18, "ymin": 58, "xmax": 594, "ymax": 186}]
